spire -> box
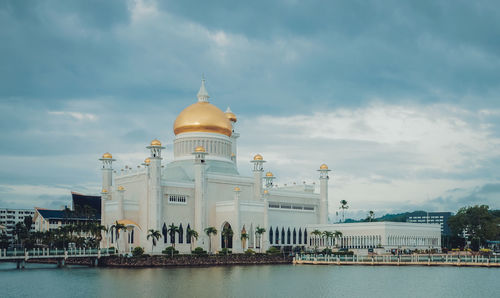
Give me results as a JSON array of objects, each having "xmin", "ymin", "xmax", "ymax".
[
  {"xmin": 225, "ymin": 106, "xmax": 232, "ymax": 113},
  {"xmin": 197, "ymin": 77, "xmax": 210, "ymax": 102}
]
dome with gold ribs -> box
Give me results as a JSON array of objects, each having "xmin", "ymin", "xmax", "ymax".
[{"xmin": 173, "ymin": 80, "xmax": 232, "ymax": 137}]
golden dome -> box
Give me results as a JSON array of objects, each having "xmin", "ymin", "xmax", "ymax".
[
  {"xmin": 265, "ymin": 171, "xmax": 273, "ymax": 177},
  {"xmin": 102, "ymin": 189, "xmax": 108, "ymax": 193},
  {"xmin": 174, "ymin": 102, "xmax": 232, "ymax": 137},
  {"xmin": 117, "ymin": 186, "xmax": 125, "ymax": 191},
  {"xmin": 194, "ymin": 146, "xmax": 206, "ymax": 153},
  {"xmin": 144, "ymin": 158, "xmax": 150, "ymax": 164},
  {"xmin": 234, "ymin": 186, "xmax": 241, "ymax": 192},
  {"xmin": 102, "ymin": 152, "xmax": 112, "ymax": 159},
  {"xmin": 150, "ymin": 139, "xmax": 162, "ymax": 146},
  {"xmin": 263, "ymin": 190, "xmax": 269, "ymax": 194},
  {"xmin": 253, "ymin": 154, "xmax": 263, "ymax": 161},
  {"xmin": 320, "ymin": 164, "xmax": 329, "ymax": 170}
]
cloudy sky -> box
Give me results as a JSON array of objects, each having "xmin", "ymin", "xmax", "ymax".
[{"xmin": 1, "ymin": 0, "xmax": 499, "ymax": 220}]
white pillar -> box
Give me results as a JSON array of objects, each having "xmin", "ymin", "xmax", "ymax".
[
  {"xmin": 262, "ymin": 189, "xmax": 270, "ymax": 252},
  {"xmin": 193, "ymin": 146, "xmax": 208, "ymax": 251},
  {"xmin": 318, "ymin": 164, "xmax": 331, "ymax": 224},
  {"xmin": 233, "ymin": 187, "xmax": 242, "ymax": 253},
  {"xmin": 147, "ymin": 140, "xmax": 165, "ymax": 232},
  {"xmin": 250, "ymin": 155, "xmax": 265, "ymax": 201}
]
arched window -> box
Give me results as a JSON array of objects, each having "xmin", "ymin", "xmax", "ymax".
[
  {"xmin": 298, "ymin": 228, "xmax": 302, "ymax": 244},
  {"xmin": 275, "ymin": 227, "xmax": 280, "ymax": 245},
  {"xmin": 287, "ymin": 228, "xmax": 291, "ymax": 244},
  {"xmin": 221, "ymin": 222, "xmax": 233, "ymax": 249},
  {"xmin": 293, "ymin": 228, "xmax": 297, "ymax": 244},
  {"xmin": 170, "ymin": 223, "xmax": 175, "ymax": 244},
  {"xmin": 304, "ymin": 229, "xmax": 307, "ymax": 245},
  {"xmin": 269, "ymin": 227, "xmax": 273, "ymax": 244},
  {"xmin": 178, "ymin": 223, "xmax": 184, "ymax": 244},
  {"xmin": 111, "ymin": 229, "xmax": 114, "ymax": 244},
  {"xmin": 186, "ymin": 224, "xmax": 191, "ymax": 244},
  {"xmin": 281, "ymin": 228, "xmax": 285, "ymax": 245},
  {"xmin": 162, "ymin": 223, "xmax": 168, "ymax": 243}
]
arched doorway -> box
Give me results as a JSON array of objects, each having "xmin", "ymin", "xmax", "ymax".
[{"xmin": 221, "ymin": 222, "xmax": 233, "ymax": 249}]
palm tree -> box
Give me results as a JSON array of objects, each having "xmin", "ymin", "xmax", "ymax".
[
  {"xmin": 311, "ymin": 229, "xmax": 322, "ymax": 250},
  {"xmin": 255, "ymin": 226, "xmax": 266, "ymax": 253},
  {"xmin": 339, "ymin": 200, "xmax": 349, "ymax": 222},
  {"xmin": 322, "ymin": 231, "xmax": 334, "ymax": 249},
  {"xmin": 204, "ymin": 227, "xmax": 217, "ymax": 254},
  {"xmin": 334, "ymin": 230, "xmax": 343, "ymax": 248},
  {"xmin": 221, "ymin": 226, "xmax": 234, "ymax": 254},
  {"xmin": 186, "ymin": 228, "xmax": 199, "ymax": 252},
  {"xmin": 110, "ymin": 221, "xmax": 126, "ymax": 252},
  {"xmin": 167, "ymin": 224, "xmax": 179, "ymax": 256},
  {"xmin": 368, "ymin": 210, "xmax": 375, "ymax": 222},
  {"xmin": 240, "ymin": 232, "xmax": 249, "ymax": 251},
  {"xmin": 147, "ymin": 229, "xmax": 162, "ymax": 253}
]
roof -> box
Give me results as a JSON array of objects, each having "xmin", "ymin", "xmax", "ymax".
[
  {"xmin": 72, "ymin": 192, "xmax": 101, "ymax": 216},
  {"xmin": 36, "ymin": 209, "xmax": 100, "ymax": 221}
]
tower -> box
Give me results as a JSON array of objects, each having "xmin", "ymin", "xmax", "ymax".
[
  {"xmin": 233, "ymin": 186, "xmax": 242, "ymax": 252},
  {"xmin": 318, "ymin": 164, "xmax": 331, "ymax": 224},
  {"xmin": 193, "ymin": 145, "xmax": 208, "ymax": 249},
  {"xmin": 146, "ymin": 139, "xmax": 165, "ymax": 231},
  {"xmin": 262, "ymin": 189, "xmax": 270, "ymax": 252},
  {"xmin": 250, "ymin": 154, "xmax": 266, "ymax": 201},
  {"xmin": 264, "ymin": 171, "xmax": 275, "ymax": 189},
  {"xmin": 99, "ymin": 152, "xmax": 115, "ymax": 193}
]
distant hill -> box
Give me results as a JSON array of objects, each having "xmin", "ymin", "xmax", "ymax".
[{"xmin": 344, "ymin": 210, "xmax": 428, "ymax": 223}]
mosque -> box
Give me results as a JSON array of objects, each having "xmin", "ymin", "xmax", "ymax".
[
  {"xmin": 99, "ymin": 79, "xmax": 441, "ymax": 254},
  {"xmin": 99, "ymin": 79, "xmax": 330, "ymax": 254}
]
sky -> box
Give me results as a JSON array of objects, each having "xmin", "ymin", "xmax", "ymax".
[{"xmin": 0, "ymin": 0, "xmax": 499, "ymax": 220}]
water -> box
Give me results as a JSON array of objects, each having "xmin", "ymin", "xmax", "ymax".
[{"xmin": 0, "ymin": 263, "xmax": 499, "ymax": 298}]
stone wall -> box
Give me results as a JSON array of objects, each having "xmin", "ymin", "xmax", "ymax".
[{"xmin": 100, "ymin": 254, "xmax": 293, "ymax": 267}]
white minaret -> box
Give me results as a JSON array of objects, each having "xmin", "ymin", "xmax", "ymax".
[
  {"xmin": 318, "ymin": 164, "xmax": 331, "ymax": 224},
  {"xmin": 99, "ymin": 152, "xmax": 115, "ymax": 193},
  {"xmin": 100, "ymin": 189, "xmax": 110, "ymax": 247},
  {"xmin": 250, "ymin": 154, "xmax": 266, "ymax": 201},
  {"xmin": 146, "ymin": 139, "xmax": 165, "ymax": 231},
  {"xmin": 193, "ymin": 145, "xmax": 208, "ymax": 250},
  {"xmin": 264, "ymin": 171, "xmax": 275, "ymax": 189},
  {"xmin": 233, "ymin": 186, "xmax": 242, "ymax": 252}
]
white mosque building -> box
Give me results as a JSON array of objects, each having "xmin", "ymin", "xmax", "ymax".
[{"xmin": 99, "ymin": 80, "xmax": 441, "ymax": 254}]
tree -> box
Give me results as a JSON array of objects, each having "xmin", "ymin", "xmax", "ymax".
[
  {"xmin": 367, "ymin": 211, "xmax": 375, "ymax": 222},
  {"xmin": 448, "ymin": 205, "xmax": 499, "ymax": 251},
  {"xmin": 167, "ymin": 224, "xmax": 179, "ymax": 256},
  {"xmin": 23, "ymin": 216, "xmax": 33, "ymax": 232},
  {"xmin": 187, "ymin": 228, "xmax": 199, "ymax": 252},
  {"xmin": 311, "ymin": 229, "xmax": 322, "ymax": 250},
  {"xmin": 255, "ymin": 226, "xmax": 266, "ymax": 253},
  {"xmin": 147, "ymin": 229, "xmax": 162, "ymax": 253},
  {"xmin": 339, "ymin": 200, "xmax": 349, "ymax": 222},
  {"xmin": 0, "ymin": 232, "xmax": 9, "ymax": 249},
  {"xmin": 334, "ymin": 231, "xmax": 343, "ymax": 248},
  {"xmin": 204, "ymin": 227, "xmax": 217, "ymax": 254},
  {"xmin": 110, "ymin": 221, "xmax": 126, "ymax": 252},
  {"xmin": 322, "ymin": 231, "xmax": 334, "ymax": 249},
  {"xmin": 221, "ymin": 226, "xmax": 234, "ymax": 253}
]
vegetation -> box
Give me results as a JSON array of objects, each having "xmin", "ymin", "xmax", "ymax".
[
  {"xmin": 186, "ymin": 228, "xmax": 199, "ymax": 252},
  {"xmin": 132, "ymin": 246, "xmax": 145, "ymax": 257},
  {"xmin": 219, "ymin": 248, "xmax": 231, "ymax": 255},
  {"xmin": 221, "ymin": 225, "xmax": 233, "ymax": 252},
  {"xmin": 339, "ymin": 200, "xmax": 348, "ymax": 222},
  {"xmin": 447, "ymin": 205, "xmax": 500, "ymax": 251},
  {"xmin": 147, "ymin": 229, "xmax": 162, "ymax": 253},
  {"xmin": 266, "ymin": 247, "xmax": 281, "ymax": 255},
  {"xmin": 204, "ymin": 227, "xmax": 217, "ymax": 254},
  {"xmin": 162, "ymin": 246, "xmax": 179, "ymax": 256},
  {"xmin": 192, "ymin": 247, "xmax": 207, "ymax": 255},
  {"xmin": 245, "ymin": 248, "xmax": 255, "ymax": 255},
  {"xmin": 110, "ymin": 221, "xmax": 126, "ymax": 252},
  {"xmin": 167, "ymin": 224, "xmax": 179, "ymax": 256},
  {"xmin": 255, "ymin": 226, "xmax": 266, "ymax": 253}
]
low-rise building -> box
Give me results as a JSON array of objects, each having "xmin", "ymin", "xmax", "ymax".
[{"xmin": 0, "ymin": 208, "xmax": 35, "ymax": 244}]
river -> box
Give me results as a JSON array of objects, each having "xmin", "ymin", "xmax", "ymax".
[{"xmin": 0, "ymin": 263, "xmax": 499, "ymax": 298}]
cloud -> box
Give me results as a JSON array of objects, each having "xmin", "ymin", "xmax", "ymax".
[{"xmin": 48, "ymin": 111, "xmax": 97, "ymax": 121}]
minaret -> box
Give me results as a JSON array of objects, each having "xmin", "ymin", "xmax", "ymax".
[
  {"xmin": 100, "ymin": 189, "xmax": 110, "ymax": 247},
  {"xmin": 264, "ymin": 171, "xmax": 275, "ymax": 189},
  {"xmin": 233, "ymin": 186, "xmax": 242, "ymax": 252},
  {"xmin": 99, "ymin": 152, "xmax": 115, "ymax": 194},
  {"xmin": 146, "ymin": 139, "xmax": 165, "ymax": 231},
  {"xmin": 250, "ymin": 154, "xmax": 265, "ymax": 201},
  {"xmin": 197, "ymin": 78, "xmax": 210, "ymax": 102},
  {"xmin": 225, "ymin": 107, "xmax": 239, "ymax": 162},
  {"xmin": 193, "ymin": 146, "xmax": 208, "ymax": 250},
  {"xmin": 318, "ymin": 164, "xmax": 331, "ymax": 224}
]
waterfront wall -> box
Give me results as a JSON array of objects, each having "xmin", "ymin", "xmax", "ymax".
[{"xmin": 100, "ymin": 254, "xmax": 293, "ymax": 267}]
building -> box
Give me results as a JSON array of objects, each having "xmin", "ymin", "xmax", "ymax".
[
  {"xmin": 406, "ymin": 212, "xmax": 453, "ymax": 235},
  {"xmin": 33, "ymin": 192, "xmax": 101, "ymax": 232},
  {"xmin": 0, "ymin": 208, "xmax": 35, "ymax": 244},
  {"xmin": 98, "ymin": 79, "xmax": 442, "ymax": 254},
  {"xmin": 307, "ymin": 222, "xmax": 442, "ymax": 254}
]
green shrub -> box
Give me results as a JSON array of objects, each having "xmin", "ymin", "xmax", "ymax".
[
  {"xmin": 245, "ymin": 249, "xmax": 256, "ymax": 255},
  {"xmin": 333, "ymin": 250, "xmax": 354, "ymax": 256},
  {"xmin": 192, "ymin": 247, "xmax": 207, "ymax": 255},
  {"xmin": 162, "ymin": 247, "xmax": 179, "ymax": 256},
  {"xmin": 219, "ymin": 248, "xmax": 232, "ymax": 255},
  {"xmin": 266, "ymin": 247, "xmax": 281, "ymax": 255},
  {"xmin": 322, "ymin": 248, "xmax": 333, "ymax": 255},
  {"xmin": 132, "ymin": 247, "xmax": 144, "ymax": 257}
]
